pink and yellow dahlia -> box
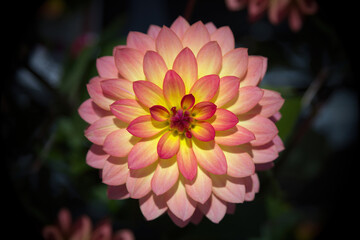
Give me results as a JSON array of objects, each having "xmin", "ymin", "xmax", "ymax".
[{"xmin": 78, "ymin": 16, "xmax": 285, "ymax": 226}]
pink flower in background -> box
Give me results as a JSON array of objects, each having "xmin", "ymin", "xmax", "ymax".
[
  {"xmin": 78, "ymin": 16, "xmax": 284, "ymax": 227},
  {"xmin": 42, "ymin": 208, "xmax": 135, "ymax": 240},
  {"xmin": 225, "ymin": 0, "xmax": 318, "ymax": 32}
]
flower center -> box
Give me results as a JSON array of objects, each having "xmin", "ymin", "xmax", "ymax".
[{"xmin": 170, "ymin": 107, "xmax": 193, "ymax": 138}]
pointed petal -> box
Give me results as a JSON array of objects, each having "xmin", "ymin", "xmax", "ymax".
[
  {"xmin": 102, "ymin": 156, "xmax": 128, "ymax": 186},
  {"xmin": 87, "ymin": 77, "xmax": 114, "ymax": 110},
  {"xmin": 244, "ymin": 174, "xmax": 260, "ymax": 201},
  {"xmin": 149, "ymin": 105, "xmax": 170, "ymax": 121},
  {"xmin": 220, "ymin": 48, "xmax": 248, "ymax": 79},
  {"xmin": 126, "ymin": 162, "xmax": 157, "ymax": 199},
  {"xmin": 172, "ymin": 47, "xmax": 198, "ymax": 93},
  {"xmin": 205, "ymin": 22, "xmax": 217, "ymax": 34},
  {"xmin": 198, "ymin": 194, "xmax": 227, "ymax": 223},
  {"xmin": 86, "ymin": 144, "xmax": 109, "ymax": 169},
  {"xmin": 139, "ymin": 193, "xmax": 167, "ymax": 220},
  {"xmin": 110, "ymin": 99, "xmax": 148, "ymax": 123},
  {"xmin": 167, "ymin": 211, "xmax": 191, "ymax": 228},
  {"xmin": 100, "ymin": 79, "xmax": 135, "ymax": 100},
  {"xmin": 96, "ymin": 56, "xmax": 118, "ymax": 78},
  {"xmin": 192, "ymin": 139, "xmax": 227, "ymax": 175},
  {"xmin": 241, "ymin": 56, "xmax": 267, "ymax": 87},
  {"xmin": 127, "ymin": 31, "xmax": 155, "ymax": 54},
  {"xmin": 170, "ymin": 16, "xmax": 190, "ymax": 39},
  {"xmin": 191, "ymin": 121, "xmax": 215, "ymax": 142},
  {"xmin": 156, "ymin": 26, "xmax": 183, "ymax": 68},
  {"xmin": 211, "ymin": 26, "xmax": 235, "ymax": 55},
  {"xmin": 163, "ymin": 70, "xmax": 186, "ymax": 108},
  {"xmin": 181, "ymin": 94, "xmax": 195, "ymax": 110},
  {"xmin": 182, "ymin": 21, "xmax": 210, "ymax": 55},
  {"xmin": 128, "ymin": 134, "xmax": 162, "ymax": 169},
  {"xmin": 215, "ymin": 124, "xmax": 255, "ymax": 146},
  {"xmin": 220, "ymin": 145, "xmax": 255, "ymax": 178},
  {"xmin": 114, "ymin": 48, "xmax": 145, "ymax": 82},
  {"xmin": 209, "ymin": 108, "xmax": 239, "ymax": 131},
  {"xmin": 151, "ymin": 157, "xmax": 179, "ymax": 195},
  {"xmin": 273, "ymin": 135, "xmax": 285, "ymax": 152},
  {"xmin": 107, "ymin": 185, "xmax": 130, "ymax": 200},
  {"xmin": 212, "ymin": 76, "xmax": 241, "ymax": 108},
  {"xmin": 176, "ymin": 137, "xmax": 198, "ymax": 180},
  {"xmin": 147, "ymin": 24, "xmax": 161, "ymax": 39},
  {"xmin": 190, "ymin": 209, "xmax": 204, "ymax": 225},
  {"xmin": 250, "ymin": 89, "xmax": 285, "ymax": 118},
  {"xmin": 78, "ymin": 99, "xmax": 111, "ymax": 124},
  {"xmin": 85, "ymin": 116, "xmax": 123, "ymax": 145},
  {"xmin": 157, "ymin": 131, "xmax": 180, "ymax": 159},
  {"xmin": 197, "ymin": 41, "xmax": 222, "ymax": 78},
  {"xmin": 225, "ymin": 86, "xmax": 264, "ymax": 115},
  {"xmin": 143, "ymin": 51, "xmax": 168, "ymax": 88},
  {"xmin": 211, "ymin": 174, "xmax": 246, "ymax": 203},
  {"xmin": 133, "ymin": 80, "xmax": 167, "ymax": 108},
  {"xmin": 103, "ymin": 129, "xmax": 140, "ymax": 157},
  {"xmin": 190, "ymin": 75, "xmax": 220, "ymax": 103},
  {"xmin": 184, "ymin": 166, "xmax": 212, "ymax": 204},
  {"xmin": 191, "ymin": 102, "xmax": 217, "ymax": 121},
  {"xmin": 251, "ymin": 142, "xmax": 279, "ymax": 163},
  {"xmin": 127, "ymin": 115, "xmax": 167, "ymax": 138}
]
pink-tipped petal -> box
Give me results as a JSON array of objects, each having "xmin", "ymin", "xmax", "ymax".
[
  {"xmin": 147, "ymin": 24, "xmax": 161, "ymax": 39},
  {"xmin": 143, "ymin": 51, "xmax": 168, "ymax": 88},
  {"xmin": 172, "ymin": 47, "xmax": 198, "ymax": 92},
  {"xmin": 220, "ymin": 48, "xmax": 248, "ymax": 79},
  {"xmin": 151, "ymin": 157, "xmax": 179, "ymax": 195},
  {"xmin": 110, "ymin": 99, "xmax": 148, "ymax": 123},
  {"xmin": 210, "ymin": 26, "xmax": 235, "ymax": 55},
  {"xmin": 251, "ymin": 142, "xmax": 279, "ymax": 163},
  {"xmin": 86, "ymin": 144, "xmax": 109, "ymax": 169},
  {"xmin": 126, "ymin": 162, "xmax": 157, "ymax": 199},
  {"xmin": 107, "ymin": 185, "xmax": 130, "ymax": 200},
  {"xmin": 170, "ymin": 16, "xmax": 190, "ymax": 39},
  {"xmin": 191, "ymin": 121, "xmax": 215, "ymax": 142},
  {"xmin": 78, "ymin": 99, "xmax": 111, "ymax": 124},
  {"xmin": 103, "ymin": 129, "xmax": 140, "ymax": 157},
  {"xmin": 215, "ymin": 125, "xmax": 255, "ymax": 146},
  {"xmin": 133, "ymin": 80, "xmax": 167, "ymax": 108},
  {"xmin": 100, "ymin": 78, "xmax": 134, "ymax": 100},
  {"xmin": 241, "ymin": 56, "xmax": 267, "ymax": 87},
  {"xmin": 157, "ymin": 131, "xmax": 180, "ymax": 159},
  {"xmin": 273, "ymin": 135, "xmax": 285, "ymax": 152},
  {"xmin": 244, "ymin": 174, "xmax": 260, "ymax": 201},
  {"xmin": 197, "ymin": 41, "xmax": 222, "ymax": 78},
  {"xmin": 191, "ymin": 102, "xmax": 217, "ymax": 121},
  {"xmin": 225, "ymin": 86, "xmax": 264, "ymax": 115},
  {"xmin": 182, "ymin": 21, "xmax": 210, "ymax": 55},
  {"xmin": 198, "ymin": 194, "xmax": 227, "ymax": 223},
  {"xmin": 209, "ymin": 108, "xmax": 239, "ymax": 131},
  {"xmin": 181, "ymin": 94, "xmax": 195, "ymax": 110},
  {"xmin": 226, "ymin": 203, "xmax": 236, "ymax": 214},
  {"xmin": 156, "ymin": 26, "xmax": 183, "ymax": 68},
  {"xmin": 205, "ymin": 22, "xmax": 217, "ymax": 34},
  {"xmin": 163, "ymin": 70, "xmax": 186, "ymax": 108},
  {"xmin": 177, "ymin": 137, "xmax": 198, "ymax": 181},
  {"xmin": 192, "ymin": 139, "xmax": 227, "ymax": 175},
  {"xmin": 87, "ymin": 77, "xmax": 114, "ymax": 111},
  {"xmin": 211, "ymin": 174, "xmax": 246, "ymax": 203},
  {"xmin": 102, "ymin": 156, "xmax": 128, "ymax": 186},
  {"xmin": 127, "ymin": 115, "xmax": 167, "ymax": 138},
  {"xmin": 139, "ymin": 193, "xmax": 167, "ymax": 221},
  {"xmin": 114, "ymin": 48, "xmax": 145, "ymax": 82},
  {"xmin": 220, "ymin": 145, "xmax": 255, "ymax": 178},
  {"xmin": 96, "ymin": 56, "xmax": 118, "ymax": 78},
  {"xmin": 251, "ymin": 89, "xmax": 285, "ymax": 118},
  {"xmin": 149, "ymin": 105, "xmax": 170, "ymax": 121},
  {"xmin": 127, "ymin": 31, "xmax": 155, "ymax": 54},
  {"xmin": 85, "ymin": 116, "xmax": 123, "ymax": 145},
  {"xmin": 212, "ymin": 76, "xmax": 241, "ymax": 108},
  {"xmin": 184, "ymin": 166, "xmax": 212, "ymax": 204},
  {"xmin": 190, "ymin": 75, "xmax": 220, "ymax": 103}
]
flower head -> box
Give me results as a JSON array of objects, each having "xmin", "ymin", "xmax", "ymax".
[{"xmin": 78, "ymin": 16, "xmax": 285, "ymax": 226}]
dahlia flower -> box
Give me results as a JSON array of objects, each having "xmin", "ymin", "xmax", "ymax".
[
  {"xmin": 225, "ymin": 0, "xmax": 318, "ymax": 32},
  {"xmin": 78, "ymin": 16, "xmax": 284, "ymax": 226},
  {"xmin": 42, "ymin": 208, "xmax": 134, "ymax": 240}
]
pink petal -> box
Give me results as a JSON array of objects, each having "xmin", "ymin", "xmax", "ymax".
[
  {"xmin": 251, "ymin": 142, "xmax": 279, "ymax": 163},
  {"xmin": 163, "ymin": 70, "xmax": 186, "ymax": 108},
  {"xmin": 225, "ymin": 0, "xmax": 248, "ymax": 11},
  {"xmin": 190, "ymin": 209, "xmax": 204, "ymax": 225},
  {"xmin": 192, "ymin": 139, "xmax": 227, "ymax": 175},
  {"xmin": 86, "ymin": 144, "xmax": 109, "ymax": 169},
  {"xmin": 172, "ymin": 47, "xmax": 198, "ymax": 92},
  {"xmin": 273, "ymin": 135, "xmax": 285, "ymax": 152},
  {"xmin": 102, "ymin": 156, "xmax": 128, "ymax": 186},
  {"xmin": 220, "ymin": 145, "xmax": 255, "ymax": 178},
  {"xmin": 226, "ymin": 203, "xmax": 236, "ymax": 214},
  {"xmin": 103, "ymin": 129, "xmax": 140, "ymax": 157},
  {"xmin": 198, "ymin": 194, "xmax": 227, "ymax": 223},
  {"xmin": 127, "ymin": 115, "xmax": 166, "ymax": 138},
  {"xmin": 107, "ymin": 185, "xmax": 130, "ymax": 200},
  {"xmin": 157, "ymin": 131, "xmax": 180, "ymax": 159},
  {"xmin": 110, "ymin": 99, "xmax": 148, "ymax": 123},
  {"xmin": 87, "ymin": 77, "xmax": 114, "ymax": 110},
  {"xmin": 191, "ymin": 102, "xmax": 217, "ymax": 121},
  {"xmin": 251, "ymin": 89, "xmax": 285, "ymax": 118},
  {"xmin": 241, "ymin": 56, "xmax": 267, "ymax": 87},
  {"xmin": 209, "ymin": 108, "xmax": 239, "ymax": 131},
  {"xmin": 212, "ymin": 76, "xmax": 241, "ymax": 108},
  {"xmin": 197, "ymin": 41, "xmax": 222, "ymax": 78},
  {"xmin": 225, "ymin": 86, "xmax": 264, "ymax": 115},
  {"xmin": 190, "ymin": 74, "xmax": 220, "ymax": 103},
  {"xmin": 156, "ymin": 26, "xmax": 183, "ymax": 68},
  {"xmin": 96, "ymin": 56, "xmax": 118, "ymax": 78},
  {"xmin": 151, "ymin": 157, "xmax": 179, "ymax": 195},
  {"xmin": 100, "ymin": 78, "xmax": 135, "ymax": 100},
  {"xmin": 248, "ymin": 0, "xmax": 268, "ymax": 22},
  {"xmin": 114, "ymin": 48, "xmax": 145, "ymax": 82},
  {"xmin": 205, "ymin": 22, "xmax": 217, "ymax": 34},
  {"xmin": 143, "ymin": 51, "xmax": 168, "ymax": 88},
  {"xmin": 112, "ymin": 45, "xmax": 127, "ymax": 56},
  {"xmin": 184, "ymin": 166, "xmax": 212, "ymax": 204},
  {"xmin": 85, "ymin": 116, "xmax": 124, "ymax": 145},
  {"xmin": 211, "ymin": 174, "xmax": 246, "ymax": 203},
  {"xmin": 126, "ymin": 31, "xmax": 155, "ymax": 54},
  {"xmin": 220, "ymin": 48, "xmax": 248, "ymax": 79},
  {"xmin": 126, "ymin": 162, "xmax": 157, "ymax": 199},
  {"xmin": 139, "ymin": 193, "xmax": 167, "ymax": 221},
  {"xmin": 191, "ymin": 121, "xmax": 215, "ymax": 142},
  {"xmin": 182, "ymin": 21, "xmax": 210, "ymax": 55},
  {"xmin": 133, "ymin": 80, "xmax": 167, "ymax": 108},
  {"xmin": 167, "ymin": 211, "xmax": 191, "ymax": 228},
  {"xmin": 255, "ymin": 162, "xmax": 274, "ymax": 171},
  {"xmin": 210, "ymin": 26, "xmax": 235, "ymax": 55},
  {"xmin": 78, "ymin": 99, "xmax": 111, "ymax": 124},
  {"xmin": 176, "ymin": 137, "xmax": 198, "ymax": 181},
  {"xmin": 181, "ymin": 94, "xmax": 195, "ymax": 110},
  {"xmin": 170, "ymin": 16, "xmax": 190, "ymax": 39},
  {"xmin": 149, "ymin": 105, "xmax": 170, "ymax": 121},
  {"xmin": 244, "ymin": 174, "xmax": 260, "ymax": 201},
  {"xmin": 289, "ymin": 7, "xmax": 302, "ymax": 32},
  {"xmin": 58, "ymin": 208, "xmax": 71, "ymax": 235},
  {"xmin": 215, "ymin": 124, "xmax": 255, "ymax": 146},
  {"xmin": 147, "ymin": 24, "xmax": 161, "ymax": 39}
]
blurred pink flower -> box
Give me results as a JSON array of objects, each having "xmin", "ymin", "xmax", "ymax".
[
  {"xmin": 78, "ymin": 16, "xmax": 285, "ymax": 227},
  {"xmin": 42, "ymin": 208, "xmax": 135, "ymax": 240},
  {"xmin": 225, "ymin": 0, "xmax": 318, "ymax": 31}
]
